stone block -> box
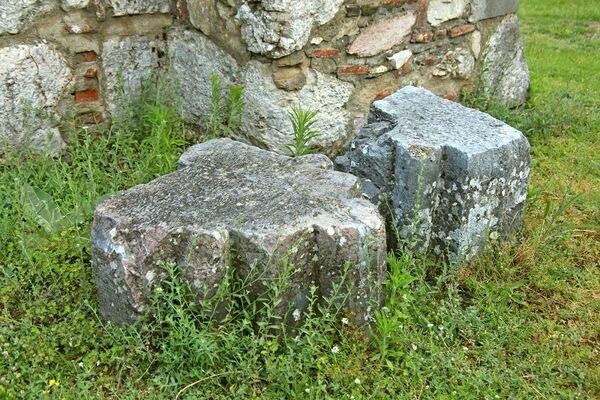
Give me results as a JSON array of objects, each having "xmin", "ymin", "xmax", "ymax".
[
  {"xmin": 469, "ymin": 0, "xmax": 520, "ymax": 22},
  {"xmin": 388, "ymin": 49, "xmax": 413, "ymax": 70},
  {"xmin": 482, "ymin": 15, "xmax": 530, "ymax": 106},
  {"xmin": 427, "ymin": 0, "xmax": 468, "ymax": 27},
  {"xmin": 92, "ymin": 138, "xmax": 386, "ymax": 324},
  {"xmin": 337, "ymin": 86, "xmax": 530, "ymax": 261},
  {"xmin": 348, "ymin": 12, "xmax": 417, "ymax": 57},
  {"xmin": 102, "ymin": 36, "xmax": 163, "ymax": 115},
  {"xmin": 0, "ymin": 43, "xmax": 73, "ymax": 154}
]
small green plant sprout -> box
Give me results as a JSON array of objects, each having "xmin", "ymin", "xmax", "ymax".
[
  {"xmin": 206, "ymin": 72, "xmax": 245, "ymax": 138},
  {"xmin": 286, "ymin": 105, "xmax": 320, "ymax": 157}
]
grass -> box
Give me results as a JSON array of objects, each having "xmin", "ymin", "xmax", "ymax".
[{"xmin": 0, "ymin": 0, "xmax": 598, "ymax": 398}]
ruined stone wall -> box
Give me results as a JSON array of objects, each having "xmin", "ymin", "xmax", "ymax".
[{"xmin": 0, "ymin": 0, "xmax": 529, "ymax": 156}]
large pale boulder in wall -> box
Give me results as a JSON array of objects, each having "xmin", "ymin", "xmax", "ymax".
[
  {"xmin": 167, "ymin": 28, "xmax": 241, "ymax": 126},
  {"xmin": 92, "ymin": 139, "xmax": 386, "ymax": 325},
  {"xmin": 103, "ymin": 36, "xmax": 164, "ymax": 115},
  {"xmin": 482, "ymin": 15, "xmax": 530, "ymax": 106},
  {"xmin": 242, "ymin": 61, "xmax": 354, "ymax": 155},
  {"xmin": 0, "ymin": 43, "xmax": 73, "ymax": 154},
  {"xmin": 337, "ymin": 86, "xmax": 530, "ymax": 261},
  {"xmin": 235, "ymin": 0, "xmax": 345, "ymax": 58},
  {"xmin": 0, "ymin": 0, "xmax": 57, "ymax": 35}
]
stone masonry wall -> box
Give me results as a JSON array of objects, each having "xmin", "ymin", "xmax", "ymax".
[{"xmin": 0, "ymin": 0, "xmax": 529, "ymax": 156}]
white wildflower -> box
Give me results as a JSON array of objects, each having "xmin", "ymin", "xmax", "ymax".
[
  {"xmin": 292, "ymin": 309, "xmax": 301, "ymax": 321},
  {"xmin": 341, "ymin": 317, "xmax": 349, "ymax": 325},
  {"xmin": 411, "ymin": 343, "xmax": 418, "ymax": 351},
  {"xmin": 331, "ymin": 345, "xmax": 340, "ymax": 354},
  {"xmin": 427, "ymin": 323, "xmax": 434, "ymax": 328},
  {"xmin": 354, "ymin": 378, "xmax": 361, "ymax": 385}
]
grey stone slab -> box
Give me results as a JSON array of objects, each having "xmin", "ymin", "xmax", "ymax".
[
  {"xmin": 92, "ymin": 138, "xmax": 386, "ymax": 325},
  {"xmin": 469, "ymin": 0, "xmax": 520, "ymax": 22},
  {"xmin": 337, "ymin": 86, "xmax": 530, "ymax": 261}
]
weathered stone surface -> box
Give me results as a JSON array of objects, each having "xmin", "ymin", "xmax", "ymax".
[
  {"xmin": 0, "ymin": 0, "xmax": 57, "ymax": 35},
  {"xmin": 482, "ymin": 15, "xmax": 530, "ymax": 105},
  {"xmin": 348, "ymin": 12, "xmax": 416, "ymax": 57},
  {"xmin": 337, "ymin": 86, "xmax": 530, "ymax": 261},
  {"xmin": 188, "ymin": 0, "xmax": 216, "ymax": 35},
  {"xmin": 167, "ymin": 28, "xmax": 240, "ymax": 126},
  {"xmin": 235, "ymin": 0, "xmax": 345, "ymax": 58},
  {"xmin": 109, "ymin": 0, "xmax": 170, "ymax": 16},
  {"xmin": 427, "ymin": 0, "xmax": 468, "ymax": 27},
  {"xmin": 470, "ymin": 0, "xmax": 520, "ymax": 23},
  {"xmin": 0, "ymin": 43, "xmax": 73, "ymax": 154},
  {"xmin": 433, "ymin": 48, "xmax": 475, "ymax": 79},
  {"xmin": 242, "ymin": 61, "xmax": 354, "ymax": 156},
  {"xmin": 92, "ymin": 138, "xmax": 386, "ymax": 324},
  {"xmin": 102, "ymin": 36, "xmax": 163, "ymax": 115}
]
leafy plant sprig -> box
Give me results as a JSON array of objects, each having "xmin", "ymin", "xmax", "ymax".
[{"xmin": 286, "ymin": 105, "xmax": 320, "ymax": 157}]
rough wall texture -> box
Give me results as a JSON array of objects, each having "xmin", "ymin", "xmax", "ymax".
[{"xmin": 0, "ymin": 0, "xmax": 529, "ymax": 155}]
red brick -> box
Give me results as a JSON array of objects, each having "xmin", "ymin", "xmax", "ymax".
[
  {"xmin": 399, "ymin": 60, "xmax": 413, "ymax": 75},
  {"xmin": 312, "ymin": 48, "xmax": 339, "ymax": 58},
  {"xmin": 75, "ymin": 88, "xmax": 99, "ymax": 103},
  {"xmin": 337, "ymin": 65, "xmax": 369, "ymax": 75},
  {"xmin": 419, "ymin": 55, "xmax": 436, "ymax": 66},
  {"xmin": 449, "ymin": 24, "xmax": 476, "ymax": 38},
  {"xmin": 444, "ymin": 92, "xmax": 459, "ymax": 102},
  {"xmin": 177, "ymin": 0, "xmax": 189, "ymax": 20},
  {"xmin": 80, "ymin": 51, "xmax": 97, "ymax": 62},
  {"xmin": 417, "ymin": 0, "xmax": 427, "ymax": 26},
  {"xmin": 84, "ymin": 68, "xmax": 98, "ymax": 78},
  {"xmin": 374, "ymin": 89, "xmax": 392, "ymax": 101},
  {"xmin": 411, "ymin": 31, "xmax": 434, "ymax": 43}
]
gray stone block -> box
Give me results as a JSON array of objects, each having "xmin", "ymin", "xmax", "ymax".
[
  {"xmin": 337, "ymin": 86, "xmax": 530, "ymax": 261},
  {"xmin": 482, "ymin": 15, "xmax": 530, "ymax": 106},
  {"xmin": 92, "ymin": 139, "xmax": 386, "ymax": 325},
  {"xmin": 469, "ymin": 0, "xmax": 520, "ymax": 22}
]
